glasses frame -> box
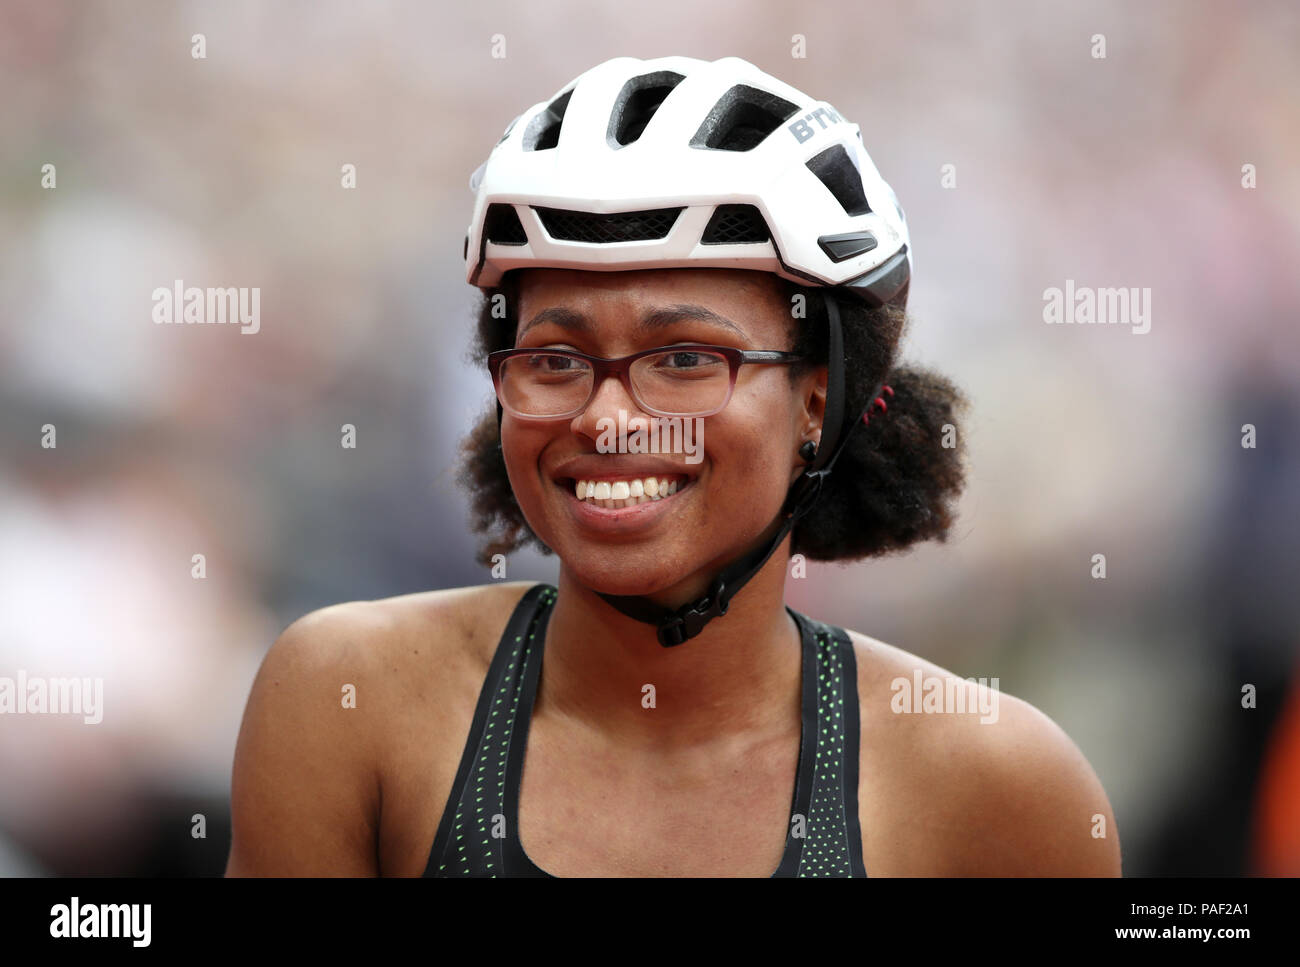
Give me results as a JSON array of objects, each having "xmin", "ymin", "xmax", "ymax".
[{"xmin": 487, "ymin": 344, "xmax": 807, "ymax": 421}]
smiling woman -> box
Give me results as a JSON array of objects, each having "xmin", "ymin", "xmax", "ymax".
[{"xmin": 227, "ymin": 54, "xmax": 1122, "ymax": 878}]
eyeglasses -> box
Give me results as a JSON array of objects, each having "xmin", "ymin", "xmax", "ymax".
[{"xmin": 488, "ymin": 344, "xmax": 806, "ymax": 420}]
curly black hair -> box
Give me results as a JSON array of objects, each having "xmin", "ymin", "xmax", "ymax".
[{"xmin": 457, "ymin": 270, "xmax": 969, "ymax": 567}]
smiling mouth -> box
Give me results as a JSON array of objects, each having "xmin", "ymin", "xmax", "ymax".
[{"xmin": 559, "ymin": 474, "xmax": 692, "ymax": 510}]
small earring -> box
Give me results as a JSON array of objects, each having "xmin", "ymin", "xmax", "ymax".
[{"xmin": 799, "ymin": 440, "xmax": 817, "ymax": 463}]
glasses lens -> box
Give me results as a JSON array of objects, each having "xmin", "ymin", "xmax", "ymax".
[
  {"xmin": 498, "ymin": 352, "xmax": 594, "ymax": 416},
  {"xmin": 630, "ymin": 349, "xmax": 731, "ymax": 416}
]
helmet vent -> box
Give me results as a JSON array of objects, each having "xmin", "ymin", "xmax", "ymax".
[
  {"xmin": 690, "ymin": 85, "xmax": 799, "ymax": 151},
  {"xmin": 608, "ymin": 71, "xmax": 685, "ymax": 147},
  {"xmin": 484, "ymin": 204, "xmax": 528, "ymax": 245},
  {"xmin": 535, "ymin": 206, "xmax": 683, "ymax": 243},
  {"xmin": 806, "ymin": 144, "xmax": 872, "ymax": 216},
  {"xmin": 523, "ymin": 89, "xmax": 574, "ymax": 151},
  {"xmin": 700, "ymin": 205, "xmax": 771, "ymax": 244}
]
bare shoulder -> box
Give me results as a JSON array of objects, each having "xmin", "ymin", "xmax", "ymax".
[
  {"xmin": 264, "ymin": 580, "xmax": 544, "ymax": 699},
  {"xmin": 243, "ymin": 579, "xmax": 544, "ymax": 759},
  {"xmin": 288, "ymin": 579, "xmax": 541, "ymax": 660},
  {"xmin": 844, "ymin": 628, "xmax": 1122, "ymax": 877},
  {"xmin": 227, "ymin": 580, "xmax": 540, "ymax": 876}
]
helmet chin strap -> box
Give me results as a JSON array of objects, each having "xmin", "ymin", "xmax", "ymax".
[{"xmin": 591, "ymin": 291, "xmax": 885, "ymax": 647}]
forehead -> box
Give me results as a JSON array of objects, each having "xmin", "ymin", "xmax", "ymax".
[{"xmin": 515, "ymin": 268, "xmax": 789, "ymax": 327}]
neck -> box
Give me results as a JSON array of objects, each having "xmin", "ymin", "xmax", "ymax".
[{"xmin": 537, "ymin": 544, "xmax": 803, "ymax": 753}]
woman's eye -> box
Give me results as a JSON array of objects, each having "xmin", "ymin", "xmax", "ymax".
[
  {"xmin": 661, "ymin": 351, "xmax": 703, "ymax": 368},
  {"xmin": 655, "ymin": 349, "xmax": 726, "ymax": 372}
]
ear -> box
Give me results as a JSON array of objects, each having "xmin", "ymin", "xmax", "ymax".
[{"xmin": 799, "ymin": 364, "xmax": 829, "ymax": 449}]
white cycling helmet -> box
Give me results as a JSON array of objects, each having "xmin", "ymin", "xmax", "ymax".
[{"xmin": 464, "ymin": 55, "xmax": 910, "ymax": 307}]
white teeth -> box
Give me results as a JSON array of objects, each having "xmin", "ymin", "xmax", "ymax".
[{"xmin": 569, "ymin": 474, "xmax": 688, "ymax": 507}]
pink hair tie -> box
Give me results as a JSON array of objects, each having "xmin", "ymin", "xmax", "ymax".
[{"xmin": 861, "ymin": 384, "xmax": 894, "ymax": 424}]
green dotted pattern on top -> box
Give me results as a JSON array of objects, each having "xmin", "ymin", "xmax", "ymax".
[
  {"xmin": 436, "ymin": 585, "xmax": 557, "ymax": 876},
  {"xmin": 433, "ymin": 587, "xmax": 860, "ymax": 877},
  {"xmin": 796, "ymin": 626, "xmax": 855, "ymax": 877}
]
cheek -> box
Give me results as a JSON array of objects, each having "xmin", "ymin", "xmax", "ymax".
[
  {"xmin": 500, "ymin": 424, "xmax": 551, "ymax": 518},
  {"xmin": 706, "ymin": 391, "xmax": 799, "ymax": 506}
]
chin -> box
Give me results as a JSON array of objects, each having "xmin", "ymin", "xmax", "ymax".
[{"xmin": 556, "ymin": 546, "xmax": 692, "ymax": 599}]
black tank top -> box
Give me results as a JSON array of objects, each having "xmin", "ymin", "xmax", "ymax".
[{"xmin": 423, "ymin": 583, "xmax": 867, "ymax": 877}]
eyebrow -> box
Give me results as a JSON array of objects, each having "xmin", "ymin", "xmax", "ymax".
[{"xmin": 518, "ymin": 303, "xmax": 748, "ymax": 340}]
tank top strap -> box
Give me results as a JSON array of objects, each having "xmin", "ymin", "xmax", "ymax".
[
  {"xmin": 424, "ymin": 583, "xmax": 557, "ymax": 876},
  {"xmin": 778, "ymin": 608, "xmax": 867, "ymax": 877}
]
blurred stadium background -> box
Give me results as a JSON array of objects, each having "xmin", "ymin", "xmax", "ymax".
[{"xmin": 1, "ymin": 0, "xmax": 1298, "ymax": 875}]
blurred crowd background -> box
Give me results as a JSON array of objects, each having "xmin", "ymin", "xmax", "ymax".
[{"xmin": 1, "ymin": 0, "xmax": 1297, "ymax": 876}]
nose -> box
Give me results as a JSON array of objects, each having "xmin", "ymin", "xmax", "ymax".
[{"xmin": 571, "ymin": 370, "xmax": 653, "ymax": 441}]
